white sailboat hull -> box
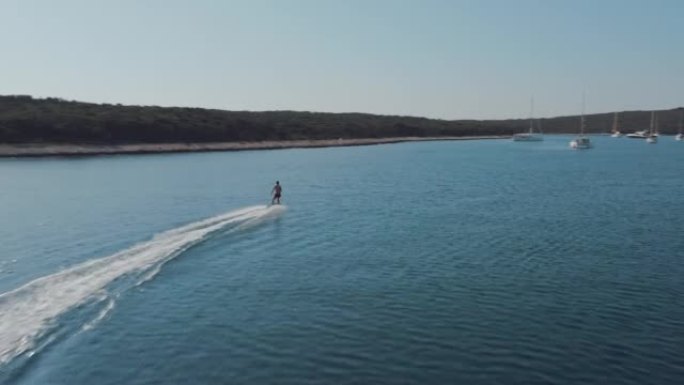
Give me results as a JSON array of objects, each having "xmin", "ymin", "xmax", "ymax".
[{"xmin": 512, "ymin": 133, "xmax": 543, "ymax": 141}]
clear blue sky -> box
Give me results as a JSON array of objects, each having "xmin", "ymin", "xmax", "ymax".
[{"xmin": 1, "ymin": 0, "xmax": 682, "ymax": 119}]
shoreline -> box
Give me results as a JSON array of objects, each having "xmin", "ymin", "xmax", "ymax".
[{"xmin": 0, "ymin": 136, "xmax": 508, "ymax": 158}]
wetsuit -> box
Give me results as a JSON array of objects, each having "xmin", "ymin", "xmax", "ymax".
[{"xmin": 272, "ymin": 184, "xmax": 282, "ymax": 204}]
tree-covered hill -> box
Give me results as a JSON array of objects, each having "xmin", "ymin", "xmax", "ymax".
[{"xmin": 0, "ymin": 95, "xmax": 681, "ymax": 143}]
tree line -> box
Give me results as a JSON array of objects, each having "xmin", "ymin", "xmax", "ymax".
[{"xmin": 0, "ymin": 95, "xmax": 681, "ymax": 143}]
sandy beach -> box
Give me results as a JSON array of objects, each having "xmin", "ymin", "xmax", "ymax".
[{"xmin": 0, "ymin": 136, "xmax": 508, "ymax": 157}]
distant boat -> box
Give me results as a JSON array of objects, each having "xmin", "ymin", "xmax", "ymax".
[
  {"xmin": 626, "ymin": 130, "xmax": 649, "ymax": 139},
  {"xmin": 676, "ymin": 109, "xmax": 683, "ymax": 141},
  {"xmin": 513, "ymin": 98, "xmax": 543, "ymax": 142},
  {"xmin": 627, "ymin": 112, "xmax": 655, "ymax": 139},
  {"xmin": 646, "ymin": 111, "xmax": 658, "ymax": 144},
  {"xmin": 570, "ymin": 95, "xmax": 592, "ymax": 150},
  {"xmin": 610, "ymin": 112, "xmax": 622, "ymax": 137},
  {"xmin": 570, "ymin": 135, "xmax": 592, "ymax": 149}
]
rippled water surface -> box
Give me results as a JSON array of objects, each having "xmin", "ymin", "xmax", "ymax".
[{"xmin": 1, "ymin": 136, "xmax": 683, "ymax": 384}]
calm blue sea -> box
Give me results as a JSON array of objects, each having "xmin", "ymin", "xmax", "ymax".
[{"xmin": 1, "ymin": 136, "xmax": 683, "ymax": 385}]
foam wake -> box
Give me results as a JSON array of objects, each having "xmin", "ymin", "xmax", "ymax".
[{"xmin": 0, "ymin": 204, "xmax": 286, "ymax": 366}]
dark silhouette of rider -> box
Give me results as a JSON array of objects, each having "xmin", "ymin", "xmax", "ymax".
[{"xmin": 271, "ymin": 181, "xmax": 282, "ymax": 205}]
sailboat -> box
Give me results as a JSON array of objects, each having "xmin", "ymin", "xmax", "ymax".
[
  {"xmin": 513, "ymin": 98, "xmax": 543, "ymax": 141},
  {"xmin": 570, "ymin": 95, "xmax": 592, "ymax": 149},
  {"xmin": 646, "ymin": 111, "xmax": 657, "ymax": 144},
  {"xmin": 676, "ymin": 109, "xmax": 683, "ymax": 141},
  {"xmin": 610, "ymin": 112, "xmax": 622, "ymax": 137}
]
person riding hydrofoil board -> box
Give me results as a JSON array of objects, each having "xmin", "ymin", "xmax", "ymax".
[{"xmin": 271, "ymin": 181, "xmax": 282, "ymax": 205}]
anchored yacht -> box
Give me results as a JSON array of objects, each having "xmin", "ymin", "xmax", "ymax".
[{"xmin": 513, "ymin": 98, "xmax": 543, "ymax": 142}]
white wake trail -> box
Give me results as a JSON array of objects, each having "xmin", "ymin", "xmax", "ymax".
[{"xmin": 0, "ymin": 204, "xmax": 286, "ymax": 366}]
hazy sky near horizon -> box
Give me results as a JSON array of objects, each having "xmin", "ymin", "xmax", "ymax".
[{"xmin": 1, "ymin": 0, "xmax": 683, "ymax": 119}]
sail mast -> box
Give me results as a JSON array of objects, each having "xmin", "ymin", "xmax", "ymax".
[
  {"xmin": 612, "ymin": 112, "xmax": 618, "ymax": 133},
  {"xmin": 650, "ymin": 111, "xmax": 655, "ymax": 135},
  {"xmin": 580, "ymin": 93, "xmax": 586, "ymax": 135},
  {"xmin": 529, "ymin": 97, "xmax": 534, "ymax": 134}
]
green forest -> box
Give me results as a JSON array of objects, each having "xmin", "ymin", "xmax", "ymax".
[{"xmin": 0, "ymin": 95, "xmax": 681, "ymax": 143}]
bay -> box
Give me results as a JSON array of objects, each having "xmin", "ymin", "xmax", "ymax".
[{"xmin": 1, "ymin": 136, "xmax": 683, "ymax": 384}]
